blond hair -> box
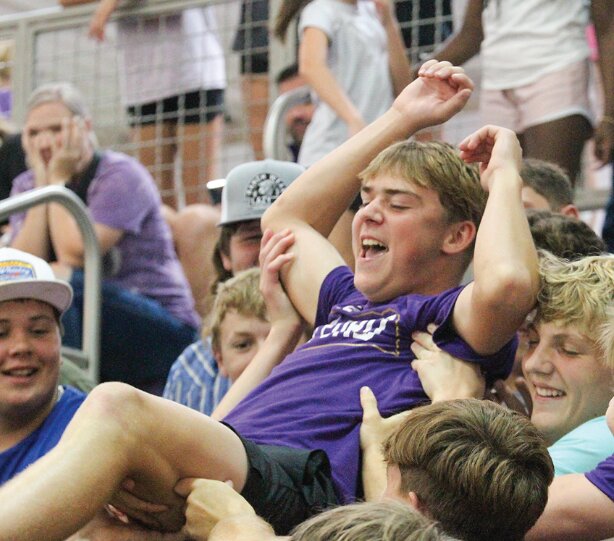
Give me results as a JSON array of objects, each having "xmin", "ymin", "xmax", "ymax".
[
  {"xmin": 536, "ymin": 251, "xmax": 614, "ymax": 368},
  {"xmin": 360, "ymin": 140, "xmax": 486, "ymax": 230},
  {"xmin": 290, "ymin": 500, "xmax": 457, "ymax": 541},
  {"xmin": 206, "ymin": 268, "xmax": 266, "ymax": 350}
]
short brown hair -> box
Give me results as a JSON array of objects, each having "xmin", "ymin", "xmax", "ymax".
[
  {"xmin": 383, "ymin": 399, "xmax": 553, "ymax": 541},
  {"xmin": 521, "ymin": 158, "xmax": 574, "ymax": 211},
  {"xmin": 360, "ymin": 140, "xmax": 486, "ymax": 230},
  {"xmin": 290, "ymin": 500, "xmax": 457, "ymax": 541},
  {"xmin": 527, "ymin": 210, "xmax": 605, "ymax": 260}
]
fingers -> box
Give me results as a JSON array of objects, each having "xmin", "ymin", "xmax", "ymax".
[
  {"xmin": 259, "ymin": 229, "xmax": 295, "ymax": 267},
  {"xmin": 174, "ymin": 477, "xmax": 196, "ymax": 498},
  {"xmin": 360, "ymin": 386, "xmax": 381, "ymax": 422}
]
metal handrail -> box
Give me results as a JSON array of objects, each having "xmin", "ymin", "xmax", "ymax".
[
  {"xmin": 263, "ymin": 85, "xmax": 311, "ymax": 161},
  {"xmin": 0, "ymin": 185, "xmax": 101, "ymax": 382}
]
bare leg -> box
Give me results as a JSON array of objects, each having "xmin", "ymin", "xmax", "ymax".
[
  {"xmin": 0, "ymin": 382, "xmax": 248, "ymax": 541},
  {"xmin": 522, "ymin": 114, "xmax": 592, "ymax": 186},
  {"xmin": 179, "ymin": 116, "xmax": 224, "ymax": 205},
  {"xmin": 242, "ymin": 74, "xmax": 269, "ymax": 160},
  {"xmin": 133, "ymin": 123, "xmax": 178, "ymax": 207},
  {"xmin": 171, "ymin": 204, "xmax": 221, "ymax": 318}
]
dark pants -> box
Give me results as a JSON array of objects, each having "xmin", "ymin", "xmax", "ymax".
[{"xmin": 62, "ymin": 270, "xmax": 198, "ymax": 395}]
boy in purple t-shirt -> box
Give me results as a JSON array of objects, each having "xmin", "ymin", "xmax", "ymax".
[{"xmin": 0, "ymin": 61, "xmax": 539, "ymax": 540}]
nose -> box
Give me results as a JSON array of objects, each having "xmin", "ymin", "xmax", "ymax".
[
  {"xmin": 522, "ymin": 342, "xmax": 553, "ymax": 377},
  {"xmin": 7, "ymin": 328, "xmax": 33, "ymax": 357},
  {"xmin": 357, "ymin": 198, "xmax": 384, "ymax": 224}
]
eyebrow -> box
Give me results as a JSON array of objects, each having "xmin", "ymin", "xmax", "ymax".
[{"xmin": 361, "ymin": 185, "xmax": 423, "ymax": 201}]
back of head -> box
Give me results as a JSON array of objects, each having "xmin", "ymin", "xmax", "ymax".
[
  {"xmin": 382, "ymin": 399, "xmax": 553, "ymax": 541},
  {"xmin": 290, "ymin": 500, "xmax": 457, "ymax": 541},
  {"xmin": 527, "ymin": 209, "xmax": 605, "ymax": 260},
  {"xmin": 536, "ymin": 251, "xmax": 614, "ymax": 368},
  {"xmin": 360, "ymin": 140, "xmax": 486, "ymax": 233},
  {"xmin": 207, "ymin": 268, "xmax": 265, "ymax": 349},
  {"xmin": 521, "ymin": 158, "xmax": 574, "ymax": 212},
  {"xmin": 0, "ymin": 247, "xmax": 72, "ymax": 316},
  {"xmin": 27, "ymin": 81, "xmax": 90, "ymax": 118}
]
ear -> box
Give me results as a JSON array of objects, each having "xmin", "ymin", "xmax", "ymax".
[
  {"xmin": 220, "ymin": 250, "xmax": 233, "ymax": 273},
  {"xmin": 406, "ymin": 491, "xmax": 431, "ymax": 516},
  {"xmin": 213, "ymin": 348, "xmax": 228, "ymax": 377},
  {"xmin": 441, "ymin": 220, "xmax": 476, "ymax": 255},
  {"xmin": 559, "ymin": 204, "xmax": 580, "ymax": 219}
]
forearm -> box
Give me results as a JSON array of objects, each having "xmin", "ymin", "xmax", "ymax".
[
  {"xmin": 362, "ymin": 446, "xmax": 388, "ymax": 502},
  {"xmin": 593, "ymin": 1, "xmax": 614, "ymax": 117},
  {"xmin": 428, "ymin": 0, "xmax": 483, "ymax": 67},
  {"xmin": 301, "ymin": 61, "xmax": 363, "ymax": 128},
  {"xmin": 10, "ymin": 205, "xmax": 52, "ymax": 260},
  {"xmin": 48, "ymin": 203, "xmax": 86, "ymax": 267},
  {"xmin": 526, "ymin": 474, "xmax": 614, "ymax": 541},
  {"xmin": 473, "ymin": 168, "xmax": 538, "ymax": 326},
  {"xmin": 59, "ymin": 0, "xmax": 98, "ymax": 5},
  {"xmin": 384, "ymin": 16, "xmax": 413, "ymax": 96},
  {"xmin": 262, "ymin": 106, "xmax": 416, "ymax": 237},
  {"xmin": 209, "ymin": 515, "xmax": 278, "ymax": 541},
  {"xmin": 212, "ymin": 322, "xmax": 303, "ymax": 420}
]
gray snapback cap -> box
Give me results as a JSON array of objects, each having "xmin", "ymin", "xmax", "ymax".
[{"xmin": 219, "ymin": 159, "xmax": 305, "ymax": 226}]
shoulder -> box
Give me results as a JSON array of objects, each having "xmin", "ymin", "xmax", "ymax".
[{"xmin": 300, "ymin": 0, "xmax": 338, "ymax": 32}]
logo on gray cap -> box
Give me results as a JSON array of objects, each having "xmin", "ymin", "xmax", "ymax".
[{"xmin": 245, "ymin": 172, "xmax": 287, "ymax": 208}]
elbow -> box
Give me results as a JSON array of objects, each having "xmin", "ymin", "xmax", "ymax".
[{"xmin": 481, "ymin": 265, "xmax": 538, "ymax": 315}]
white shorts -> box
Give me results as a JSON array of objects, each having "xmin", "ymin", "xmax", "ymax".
[{"xmin": 480, "ymin": 60, "xmax": 593, "ymax": 133}]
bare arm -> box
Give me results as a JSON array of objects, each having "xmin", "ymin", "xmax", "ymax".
[
  {"xmin": 262, "ymin": 61, "xmax": 474, "ymax": 324},
  {"xmin": 526, "ymin": 472, "xmax": 614, "ymax": 541},
  {"xmin": 212, "ymin": 230, "xmax": 304, "ymax": 420},
  {"xmin": 427, "ymin": 0, "xmax": 484, "ymax": 67},
  {"xmin": 591, "ymin": 0, "xmax": 614, "ymax": 165},
  {"xmin": 453, "ymin": 125, "xmax": 539, "ymax": 355},
  {"xmin": 375, "ymin": 0, "xmax": 413, "ymax": 96},
  {"xmin": 299, "ymin": 27, "xmax": 366, "ymax": 135}
]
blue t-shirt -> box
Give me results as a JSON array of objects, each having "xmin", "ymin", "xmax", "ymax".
[
  {"xmin": 586, "ymin": 454, "xmax": 614, "ymax": 501},
  {"xmin": 0, "ymin": 386, "xmax": 86, "ymax": 484},
  {"xmin": 549, "ymin": 416, "xmax": 614, "ymax": 476},
  {"xmin": 225, "ymin": 266, "xmax": 516, "ymax": 503}
]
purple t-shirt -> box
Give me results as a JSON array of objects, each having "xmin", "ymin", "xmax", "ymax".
[
  {"xmin": 10, "ymin": 151, "xmax": 199, "ymax": 328},
  {"xmin": 225, "ymin": 266, "xmax": 516, "ymax": 503},
  {"xmin": 586, "ymin": 454, "xmax": 614, "ymax": 501}
]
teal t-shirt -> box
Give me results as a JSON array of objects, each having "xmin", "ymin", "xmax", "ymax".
[{"xmin": 549, "ymin": 416, "xmax": 614, "ymax": 476}]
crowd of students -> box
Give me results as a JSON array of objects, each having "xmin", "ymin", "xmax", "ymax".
[{"xmin": 0, "ymin": 1, "xmax": 613, "ymax": 540}]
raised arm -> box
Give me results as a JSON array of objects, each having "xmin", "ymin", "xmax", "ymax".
[
  {"xmin": 591, "ymin": 0, "xmax": 614, "ymax": 166},
  {"xmin": 212, "ymin": 230, "xmax": 304, "ymax": 420},
  {"xmin": 262, "ymin": 60, "xmax": 474, "ymax": 323},
  {"xmin": 427, "ymin": 0, "xmax": 484, "ymax": 68},
  {"xmin": 375, "ymin": 0, "xmax": 413, "ymax": 96},
  {"xmin": 453, "ymin": 125, "xmax": 539, "ymax": 354}
]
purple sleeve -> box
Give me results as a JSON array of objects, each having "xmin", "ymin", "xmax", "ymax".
[
  {"xmin": 86, "ymin": 154, "xmax": 158, "ymax": 235},
  {"xmin": 8, "ymin": 171, "xmax": 35, "ymax": 241},
  {"xmin": 315, "ymin": 266, "xmax": 359, "ymax": 328},
  {"xmin": 420, "ymin": 287, "xmax": 517, "ymax": 384},
  {"xmin": 585, "ymin": 454, "xmax": 614, "ymax": 501}
]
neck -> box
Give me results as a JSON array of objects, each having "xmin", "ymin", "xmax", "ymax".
[{"xmin": 0, "ymin": 387, "xmax": 60, "ymax": 453}]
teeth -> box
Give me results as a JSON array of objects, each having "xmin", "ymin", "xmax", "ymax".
[
  {"xmin": 362, "ymin": 239, "xmax": 386, "ymax": 250},
  {"xmin": 3, "ymin": 368, "xmax": 36, "ymax": 377},
  {"xmin": 535, "ymin": 387, "xmax": 565, "ymax": 398}
]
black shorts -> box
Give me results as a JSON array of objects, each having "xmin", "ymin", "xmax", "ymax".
[
  {"xmin": 230, "ymin": 428, "xmax": 339, "ymax": 535},
  {"xmin": 127, "ymin": 89, "xmax": 225, "ymax": 126},
  {"xmin": 232, "ymin": 0, "xmax": 269, "ymax": 75}
]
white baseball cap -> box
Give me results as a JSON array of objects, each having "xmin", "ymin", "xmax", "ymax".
[
  {"xmin": 0, "ymin": 248, "xmax": 73, "ymax": 314},
  {"xmin": 219, "ymin": 159, "xmax": 305, "ymax": 226}
]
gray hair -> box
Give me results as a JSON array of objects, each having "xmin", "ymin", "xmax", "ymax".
[{"xmin": 27, "ymin": 82, "xmax": 90, "ymax": 118}]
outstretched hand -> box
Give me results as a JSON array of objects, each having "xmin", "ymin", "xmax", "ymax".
[
  {"xmin": 392, "ymin": 60, "xmax": 474, "ymax": 132},
  {"xmin": 359, "ymin": 386, "xmax": 411, "ymax": 452},
  {"xmin": 458, "ymin": 125, "xmax": 522, "ymax": 191}
]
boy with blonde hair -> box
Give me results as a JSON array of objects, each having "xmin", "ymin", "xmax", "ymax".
[{"xmin": 0, "ymin": 61, "xmax": 539, "ymax": 540}]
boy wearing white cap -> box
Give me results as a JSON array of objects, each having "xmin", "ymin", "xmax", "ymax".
[{"xmin": 0, "ymin": 247, "xmax": 85, "ymax": 484}]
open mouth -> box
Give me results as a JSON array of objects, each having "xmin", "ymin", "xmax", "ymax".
[
  {"xmin": 360, "ymin": 239, "xmax": 388, "ymax": 259},
  {"xmin": 533, "ymin": 385, "xmax": 565, "ymax": 399}
]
